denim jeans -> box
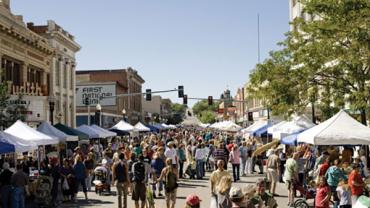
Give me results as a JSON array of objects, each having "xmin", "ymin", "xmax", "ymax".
[
  {"xmin": 12, "ymin": 187, "xmax": 25, "ymax": 208},
  {"xmin": 196, "ymin": 160, "xmax": 204, "ymax": 178},
  {"xmin": 1, "ymin": 185, "xmax": 12, "ymax": 208},
  {"xmin": 232, "ymin": 164, "xmax": 240, "ymax": 182},
  {"xmin": 241, "ymin": 158, "xmax": 247, "ymax": 175}
]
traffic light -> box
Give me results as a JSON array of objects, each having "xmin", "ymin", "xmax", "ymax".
[
  {"xmin": 178, "ymin": 86, "xmax": 184, "ymax": 98},
  {"xmin": 208, "ymin": 96, "xmax": 213, "ymax": 106},
  {"xmin": 183, "ymin": 95, "xmax": 188, "ymax": 105},
  {"xmin": 146, "ymin": 89, "xmax": 152, "ymax": 101}
]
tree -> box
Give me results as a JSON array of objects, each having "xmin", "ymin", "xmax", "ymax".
[
  {"xmin": 0, "ymin": 83, "xmax": 27, "ymax": 129},
  {"xmin": 247, "ymin": 0, "xmax": 370, "ymax": 124},
  {"xmin": 192, "ymin": 100, "xmax": 219, "ymax": 123},
  {"xmin": 167, "ymin": 103, "xmax": 186, "ymax": 124}
]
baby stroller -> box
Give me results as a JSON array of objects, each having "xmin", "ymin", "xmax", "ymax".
[
  {"xmin": 93, "ymin": 166, "xmax": 111, "ymax": 195},
  {"xmin": 34, "ymin": 176, "xmax": 53, "ymax": 207},
  {"xmin": 293, "ymin": 181, "xmax": 316, "ymax": 208}
]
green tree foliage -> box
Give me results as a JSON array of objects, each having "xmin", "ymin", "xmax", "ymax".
[
  {"xmin": 248, "ymin": 0, "xmax": 370, "ymax": 123},
  {"xmin": 0, "ymin": 83, "xmax": 27, "ymax": 129},
  {"xmin": 192, "ymin": 100, "xmax": 219, "ymax": 123},
  {"xmin": 167, "ymin": 103, "xmax": 186, "ymax": 124}
]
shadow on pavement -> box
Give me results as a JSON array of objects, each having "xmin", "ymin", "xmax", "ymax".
[{"xmin": 58, "ymin": 199, "xmax": 114, "ymax": 208}]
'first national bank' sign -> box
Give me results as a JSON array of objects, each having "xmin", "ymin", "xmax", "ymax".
[{"xmin": 76, "ymin": 84, "xmax": 116, "ymax": 107}]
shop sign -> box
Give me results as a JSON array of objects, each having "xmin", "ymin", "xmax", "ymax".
[{"xmin": 76, "ymin": 84, "xmax": 116, "ymax": 106}]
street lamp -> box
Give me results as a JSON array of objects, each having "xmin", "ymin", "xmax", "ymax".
[
  {"xmin": 95, "ymin": 103, "xmax": 102, "ymax": 126},
  {"xmin": 48, "ymin": 96, "xmax": 55, "ymax": 125},
  {"xmin": 122, "ymin": 109, "xmax": 126, "ymax": 122}
]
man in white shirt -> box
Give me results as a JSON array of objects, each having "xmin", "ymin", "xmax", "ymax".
[{"xmin": 164, "ymin": 142, "xmax": 178, "ymax": 169}]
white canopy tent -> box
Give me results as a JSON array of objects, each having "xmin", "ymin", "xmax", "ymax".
[
  {"xmin": 37, "ymin": 121, "xmax": 78, "ymax": 142},
  {"xmin": 272, "ymin": 115, "xmax": 315, "ymax": 139},
  {"xmin": 134, "ymin": 122, "xmax": 151, "ymax": 132},
  {"xmin": 111, "ymin": 120, "xmax": 135, "ymax": 132},
  {"xmin": 76, "ymin": 125, "xmax": 103, "ymax": 138},
  {"xmin": 0, "ymin": 131, "xmax": 33, "ymax": 152},
  {"xmin": 168, "ymin": 124, "xmax": 177, "ymax": 129},
  {"xmin": 5, "ymin": 120, "xmax": 59, "ymax": 146},
  {"xmin": 90, "ymin": 125, "xmax": 117, "ymax": 137},
  {"xmin": 219, "ymin": 121, "xmax": 242, "ymax": 132},
  {"xmin": 297, "ymin": 110, "xmax": 370, "ymax": 145},
  {"xmin": 267, "ymin": 121, "xmax": 287, "ymax": 135},
  {"xmin": 241, "ymin": 120, "xmax": 269, "ymax": 138},
  {"xmin": 199, "ymin": 123, "xmax": 210, "ymax": 128}
]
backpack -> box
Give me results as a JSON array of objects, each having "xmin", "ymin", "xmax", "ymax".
[
  {"xmin": 133, "ymin": 161, "xmax": 145, "ymax": 183},
  {"xmin": 114, "ymin": 162, "xmax": 127, "ymax": 183},
  {"xmin": 165, "ymin": 168, "xmax": 178, "ymax": 192}
]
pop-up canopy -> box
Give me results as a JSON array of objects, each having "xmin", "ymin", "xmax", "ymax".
[
  {"xmin": 54, "ymin": 123, "xmax": 89, "ymax": 141},
  {"xmin": 5, "ymin": 120, "xmax": 58, "ymax": 146},
  {"xmin": 37, "ymin": 121, "xmax": 78, "ymax": 142},
  {"xmin": 111, "ymin": 120, "xmax": 134, "ymax": 132},
  {"xmin": 90, "ymin": 125, "xmax": 117, "ymax": 137},
  {"xmin": 241, "ymin": 120, "xmax": 269, "ymax": 138},
  {"xmin": 0, "ymin": 131, "xmax": 32, "ymax": 153},
  {"xmin": 0, "ymin": 141, "xmax": 15, "ymax": 154},
  {"xmin": 76, "ymin": 125, "xmax": 103, "ymax": 139},
  {"xmin": 272, "ymin": 115, "xmax": 315, "ymax": 139},
  {"xmin": 134, "ymin": 122, "xmax": 150, "ymax": 132},
  {"xmin": 297, "ymin": 110, "xmax": 370, "ymax": 145}
]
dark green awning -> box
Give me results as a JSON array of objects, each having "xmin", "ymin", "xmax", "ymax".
[{"xmin": 54, "ymin": 123, "xmax": 89, "ymax": 141}]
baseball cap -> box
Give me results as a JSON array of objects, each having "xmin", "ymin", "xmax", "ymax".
[
  {"xmin": 186, "ymin": 194, "xmax": 201, "ymax": 206},
  {"xmin": 229, "ymin": 187, "xmax": 244, "ymax": 199}
]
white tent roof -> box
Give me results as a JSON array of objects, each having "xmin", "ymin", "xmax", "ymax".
[
  {"xmin": 219, "ymin": 121, "xmax": 242, "ymax": 132},
  {"xmin": 272, "ymin": 115, "xmax": 315, "ymax": 139},
  {"xmin": 199, "ymin": 123, "xmax": 210, "ymax": 128},
  {"xmin": 168, "ymin": 124, "xmax": 177, "ymax": 129},
  {"xmin": 111, "ymin": 120, "xmax": 134, "ymax": 132},
  {"xmin": 267, "ymin": 121, "xmax": 287, "ymax": 134},
  {"xmin": 5, "ymin": 120, "xmax": 59, "ymax": 145},
  {"xmin": 297, "ymin": 110, "xmax": 370, "ymax": 145},
  {"xmin": 76, "ymin": 125, "xmax": 103, "ymax": 138},
  {"xmin": 134, "ymin": 122, "xmax": 150, "ymax": 132},
  {"xmin": 37, "ymin": 121, "xmax": 78, "ymax": 142},
  {"xmin": 241, "ymin": 120, "xmax": 268, "ymax": 133},
  {"xmin": 90, "ymin": 125, "xmax": 117, "ymax": 137},
  {"xmin": 0, "ymin": 131, "xmax": 34, "ymax": 152}
]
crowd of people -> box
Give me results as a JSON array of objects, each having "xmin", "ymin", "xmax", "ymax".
[{"xmin": 0, "ymin": 127, "xmax": 370, "ymax": 208}]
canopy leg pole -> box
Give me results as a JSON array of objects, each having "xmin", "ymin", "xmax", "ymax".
[{"xmin": 37, "ymin": 146, "xmax": 41, "ymax": 172}]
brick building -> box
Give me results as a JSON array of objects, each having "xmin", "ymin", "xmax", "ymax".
[{"xmin": 76, "ymin": 68, "xmax": 145, "ymax": 127}]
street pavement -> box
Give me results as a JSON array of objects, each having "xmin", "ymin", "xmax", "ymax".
[{"xmin": 59, "ymin": 171, "xmax": 291, "ymax": 208}]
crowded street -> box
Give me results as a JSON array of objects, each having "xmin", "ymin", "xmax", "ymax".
[{"xmin": 0, "ymin": 0, "xmax": 369, "ymax": 208}]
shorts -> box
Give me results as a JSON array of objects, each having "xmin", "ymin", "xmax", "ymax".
[
  {"xmin": 285, "ymin": 180, "xmax": 293, "ymax": 190},
  {"xmin": 132, "ymin": 182, "xmax": 146, "ymax": 201},
  {"xmin": 267, "ymin": 168, "xmax": 278, "ymax": 183},
  {"xmin": 165, "ymin": 189, "xmax": 177, "ymax": 203}
]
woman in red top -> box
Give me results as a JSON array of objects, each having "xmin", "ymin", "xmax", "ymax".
[
  {"xmin": 349, "ymin": 164, "xmax": 364, "ymax": 205},
  {"xmin": 315, "ymin": 177, "xmax": 331, "ymax": 208},
  {"xmin": 319, "ymin": 157, "xmax": 330, "ymax": 176}
]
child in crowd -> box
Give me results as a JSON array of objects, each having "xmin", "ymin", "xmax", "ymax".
[
  {"xmin": 315, "ymin": 177, "xmax": 331, "ymax": 208},
  {"xmin": 336, "ymin": 179, "xmax": 352, "ymax": 208}
]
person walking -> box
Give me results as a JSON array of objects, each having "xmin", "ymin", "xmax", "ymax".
[
  {"xmin": 284, "ymin": 152, "xmax": 299, "ymax": 207},
  {"xmin": 158, "ymin": 158, "xmax": 179, "ymax": 208},
  {"xmin": 239, "ymin": 142, "xmax": 248, "ymax": 177},
  {"xmin": 216, "ymin": 175, "xmax": 233, "ymax": 208},
  {"xmin": 266, "ymin": 149, "xmax": 280, "ymax": 196},
  {"xmin": 213, "ymin": 143, "xmax": 228, "ymax": 171},
  {"xmin": 185, "ymin": 194, "xmax": 201, "ymax": 208},
  {"xmin": 325, "ymin": 159, "xmax": 347, "ymax": 208},
  {"xmin": 112, "ymin": 153, "xmax": 130, "ymax": 208},
  {"xmin": 0, "ymin": 162, "xmax": 13, "ymax": 208},
  {"xmin": 195, "ymin": 144, "xmax": 205, "ymax": 179},
  {"xmin": 151, "ymin": 152, "xmax": 165, "ymax": 198},
  {"xmin": 348, "ymin": 164, "xmax": 364, "ymax": 205},
  {"xmin": 132, "ymin": 155, "xmax": 147, "ymax": 208},
  {"xmin": 210, "ymin": 160, "xmax": 231, "ymax": 196},
  {"xmin": 178, "ymin": 143, "xmax": 187, "ymax": 178},
  {"xmin": 11, "ymin": 164, "xmax": 28, "ymax": 208},
  {"xmin": 73, "ymin": 155, "xmax": 88, "ymax": 200},
  {"xmin": 229, "ymin": 145, "xmax": 241, "ymax": 182},
  {"xmin": 84, "ymin": 152, "xmax": 95, "ymax": 192},
  {"xmin": 315, "ymin": 177, "xmax": 332, "ymax": 208}
]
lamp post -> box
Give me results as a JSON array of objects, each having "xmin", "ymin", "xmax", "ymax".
[
  {"xmin": 122, "ymin": 109, "xmax": 126, "ymax": 122},
  {"xmin": 95, "ymin": 103, "xmax": 102, "ymax": 126},
  {"xmin": 48, "ymin": 96, "xmax": 55, "ymax": 125}
]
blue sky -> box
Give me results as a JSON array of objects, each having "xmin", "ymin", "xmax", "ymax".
[{"xmin": 12, "ymin": 0, "xmax": 289, "ymax": 106}]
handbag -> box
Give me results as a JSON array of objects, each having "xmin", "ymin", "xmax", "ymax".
[{"xmin": 62, "ymin": 179, "xmax": 69, "ymax": 190}]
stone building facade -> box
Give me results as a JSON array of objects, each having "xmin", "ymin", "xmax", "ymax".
[
  {"xmin": 0, "ymin": 1, "xmax": 54, "ymax": 126},
  {"xmin": 28, "ymin": 20, "xmax": 81, "ymax": 127},
  {"xmin": 76, "ymin": 68, "xmax": 145, "ymax": 127}
]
